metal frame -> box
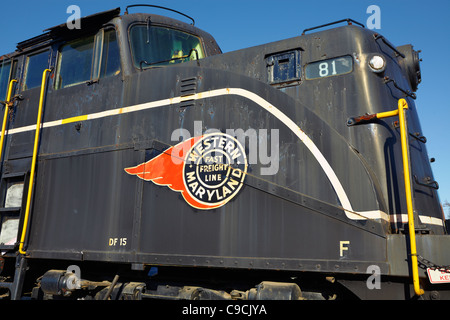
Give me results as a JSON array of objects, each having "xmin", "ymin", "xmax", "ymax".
[{"xmin": 125, "ymin": 4, "xmax": 195, "ymax": 25}]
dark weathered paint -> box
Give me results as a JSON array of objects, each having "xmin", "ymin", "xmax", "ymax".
[{"xmin": 0, "ymin": 9, "xmax": 448, "ymax": 299}]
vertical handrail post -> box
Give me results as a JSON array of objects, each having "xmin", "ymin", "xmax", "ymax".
[
  {"xmin": 0, "ymin": 79, "xmax": 17, "ymax": 163},
  {"xmin": 347, "ymin": 98, "xmax": 424, "ymax": 296},
  {"xmin": 19, "ymin": 69, "xmax": 51, "ymax": 255},
  {"xmin": 397, "ymin": 98, "xmax": 425, "ymax": 296}
]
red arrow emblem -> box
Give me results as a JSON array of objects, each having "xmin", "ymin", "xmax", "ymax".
[{"xmin": 125, "ymin": 133, "xmax": 247, "ymax": 210}]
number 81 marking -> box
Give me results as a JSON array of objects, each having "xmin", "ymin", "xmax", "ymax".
[{"xmin": 319, "ymin": 61, "xmax": 337, "ymax": 77}]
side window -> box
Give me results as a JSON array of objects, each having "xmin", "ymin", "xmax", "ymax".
[
  {"xmin": 23, "ymin": 50, "xmax": 50, "ymax": 91},
  {"xmin": 56, "ymin": 35, "xmax": 95, "ymax": 88},
  {"xmin": 55, "ymin": 29, "xmax": 120, "ymax": 89},
  {"xmin": 0, "ymin": 60, "xmax": 12, "ymax": 101},
  {"xmin": 130, "ymin": 25, "xmax": 205, "ymax": 69},
  {"xmin": 99, "ymin": 29, "xmax": 121, "ymax": 78}
]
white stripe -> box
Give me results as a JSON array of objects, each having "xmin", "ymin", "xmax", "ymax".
[
  {"xmin": 198, "ymin": 89, "xmax": 382, "ymax": 220},
  {"xmin": 419, "ymin": 215, "xmax": 444, "ymax": 226},
  {"xmin": 390, "ymin": 214, "xmax": 444, "ymax": 226},
  {"xmin": 1, "ymin": 87, "xmax": 441, "ymax": 224}
]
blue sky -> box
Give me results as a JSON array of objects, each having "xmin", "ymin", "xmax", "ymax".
[{"xmin": 1, "ymin": 0, "xmax": 449, "ymax": 215}]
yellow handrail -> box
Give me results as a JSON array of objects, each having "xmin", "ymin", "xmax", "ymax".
[
  {"xmin": 397, "ymin": 99, "xmax": 425, "ymax": 296},
  {"xmin": 19, "ymin": 69, "xmax": 51, "ymax": 255},
  {"xmin": 0, "ymin": 79, "xmax": 17, "ymax": 163},
  {"xmin": 376, "ymin": 98, "xmax": 424, "ymax": 296}
]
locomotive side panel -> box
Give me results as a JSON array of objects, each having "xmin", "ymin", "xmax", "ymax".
[
  {"xmin": 23, "ymin": 64, "xmax": 388, "ymax": 274},
  {"xmin": 29, "ymin": 149, "xmax": 136, "ymax": 257}
]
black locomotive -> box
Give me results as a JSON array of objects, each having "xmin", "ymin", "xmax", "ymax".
[{"xmin": 0, "ymin": 5, "xmax": 448, "ymax": 300}]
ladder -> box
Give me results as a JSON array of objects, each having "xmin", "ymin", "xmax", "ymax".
[{"xmin": 0, "ymin": 69, "xmax": 51, "ymax": 299}]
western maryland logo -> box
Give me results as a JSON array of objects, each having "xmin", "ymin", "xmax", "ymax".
[{"xmin": 125, "ymin": 133, "xmax": 247, "ymax": 210}]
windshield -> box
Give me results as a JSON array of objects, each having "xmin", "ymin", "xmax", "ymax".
[{"xmin": 130, "ymin": 25, "xmax": 205, "ymax": 69}]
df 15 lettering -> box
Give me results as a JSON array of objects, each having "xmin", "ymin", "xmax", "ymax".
[{"xmin": 109, "ymin": 237, "xmax": 127, "ymax": 246}]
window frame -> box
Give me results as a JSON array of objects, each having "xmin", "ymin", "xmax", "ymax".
[
  {"xmin": 55, "ymin": 34, "xmax": 96, "ymax": 89},
  {"xmin": 128, "ymin": 23, "xmax": 206, "ymax": 70},
  {"xmin": 21, "ymin": 49, "xmax": 51, "ymax": 91},
  {"xmin": 54, "ymin": 27, "xmax": 121, "ymax": 90},
  {"xmin": 0, "ymin": 59, "xmax": 13, "ymax": 101},
  {"xmin": 304, "ymin": 55, "xmax": 354, "ymax": 80},
  {"xmin": 97, "ymin": 27, "xmax": 122, "ymax": 79}
]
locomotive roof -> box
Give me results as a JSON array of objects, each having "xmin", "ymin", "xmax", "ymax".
[
  {"xmin": 13, "ymin": 7, "xmax": 121, "ymax": 53},
  {"xmin": 4, "ymin": 7, "xmax": 220, "ymax": 57}
]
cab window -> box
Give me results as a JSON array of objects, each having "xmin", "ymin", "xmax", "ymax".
[
  {"xmin": 99, "ymin": 29, "xmax": 121, "ymax": 78},
  {"xmin": 0, "ymin": 60, "xmax": 11, "ymax": 101},
  {"xmin": 23, "ymin": 50, "xmax": 50, "ymax": 91},
  {"xmin": 56, "ymin": 35, "xmax": 94, "ymax": 89},
  {"xmin": 130, "ymin": 25, "xmax": 205, "ymax": 69},
  {"xmin": 55, "ymin": 29, "xmax": 120, "ymax": 89}
]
